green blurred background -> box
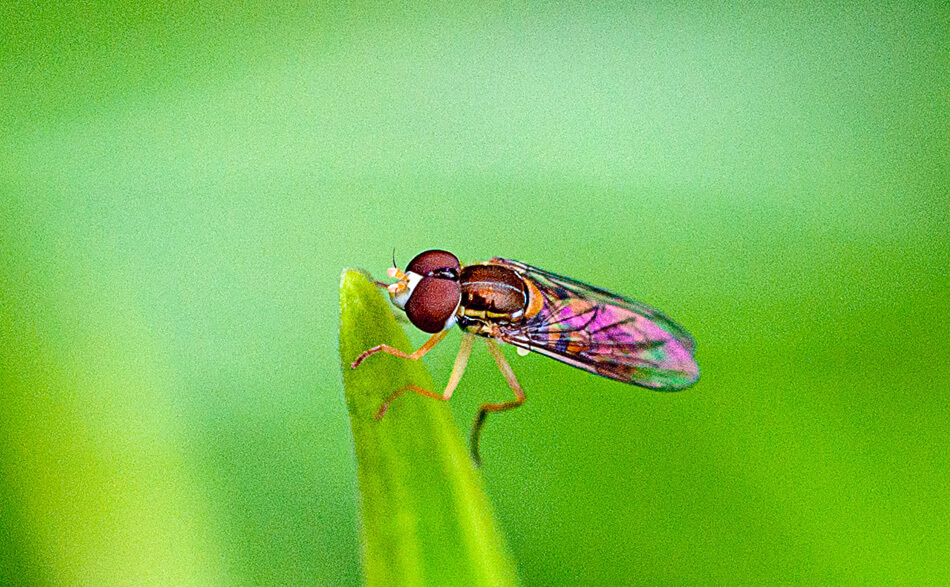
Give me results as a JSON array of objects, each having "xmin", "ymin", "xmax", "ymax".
[{"xmin": 2, "ymin": 2, "xmax": 948, "ymax": 585}]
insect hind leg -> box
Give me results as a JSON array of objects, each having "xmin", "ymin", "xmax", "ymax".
[{"xmin": 470, "ymin": 339, "xmax": 526, "ymax": 466}]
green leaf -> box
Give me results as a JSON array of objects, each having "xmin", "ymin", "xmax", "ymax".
[{"xmin": 339, "ymin": 269, "xmax": 520, "ymax": 587}]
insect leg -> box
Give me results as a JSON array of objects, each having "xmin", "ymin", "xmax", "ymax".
[
  {"xmin": 470, "ymin": 339, "xmax": 526, "ymax": 466},
  {"xmin": 351, "ymin": 330, "xmax": 449, "ymax": 369},
  {"xmin": 375, "ymin": 333, "xmax": 475, "ymax": 418}
]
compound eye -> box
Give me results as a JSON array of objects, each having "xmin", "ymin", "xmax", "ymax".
[
  {"xmin": 406, "ymin": 250, "xmax": 461, "ymax": 277},
  {"xmin": 405, "ymin": 276, "xmax": 461, "ymax": 333}
]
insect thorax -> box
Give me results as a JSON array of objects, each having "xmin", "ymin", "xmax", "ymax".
[{"xmin": 459, "ymin": 264, "xmax": 528, "ymax": 319}]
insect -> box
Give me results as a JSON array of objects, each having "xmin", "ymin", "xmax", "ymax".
[{"xmin": 351, "ymin": 249, "xmax": 700, "ymax": 464}]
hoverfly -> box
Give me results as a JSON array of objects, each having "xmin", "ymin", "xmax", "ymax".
[{"xmin": 351, "ymin": 249, "xmax": 700, "ymax": 464}]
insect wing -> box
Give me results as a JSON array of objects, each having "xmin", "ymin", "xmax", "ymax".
[{"xmin": 488, "ymin": 258, "xmax": 699, "ymax": 390}]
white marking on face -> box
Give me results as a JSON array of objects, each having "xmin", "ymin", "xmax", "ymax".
[
  {"xmin": 390, "ymin": 271, "xmax": 423, "ymax": 310},
  {"xmin": 404, "ymin": 271, "xmax": 422, "ymax": 292}
]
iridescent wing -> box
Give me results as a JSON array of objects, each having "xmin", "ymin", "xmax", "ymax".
[{"xmin": 487, "ymin": 258, "xmax": 700, "ymax": 390}]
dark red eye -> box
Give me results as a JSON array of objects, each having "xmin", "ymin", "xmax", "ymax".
[
  {"xmin": 405, "ymin": 276, "xmax": 461, "ymax": 333},
  {"xmin": 406, "ymin": 250, "xmax": 460, "ymax": 277}
]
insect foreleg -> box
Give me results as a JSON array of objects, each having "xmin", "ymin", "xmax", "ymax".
[
  {"xmin": 374, "ymin": 333, "xmax": 475, "ymax": 419},
  {"xmin": 351, "ymin": 330, "xmax": 449, "ymax": 369},
  {"xmin": 470, "ymin": 339, "xmax": 527, "ymax": 466}
]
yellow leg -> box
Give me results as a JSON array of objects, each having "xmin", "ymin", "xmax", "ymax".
[
  {"xmin": 351, "ymin": 330, "xmax": 449, "ymax": 369},
  {"xmin": 470, "ymin": 339, "xmax": 526, "ymax": 466},
  {"xmin": 374, "ymin": 333, "xmax": 475, "ymax": 419}
]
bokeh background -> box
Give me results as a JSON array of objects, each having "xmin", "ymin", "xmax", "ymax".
[{"xmin": 2, "ymin": 3, "xmax": 948, "ymax": 585}]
